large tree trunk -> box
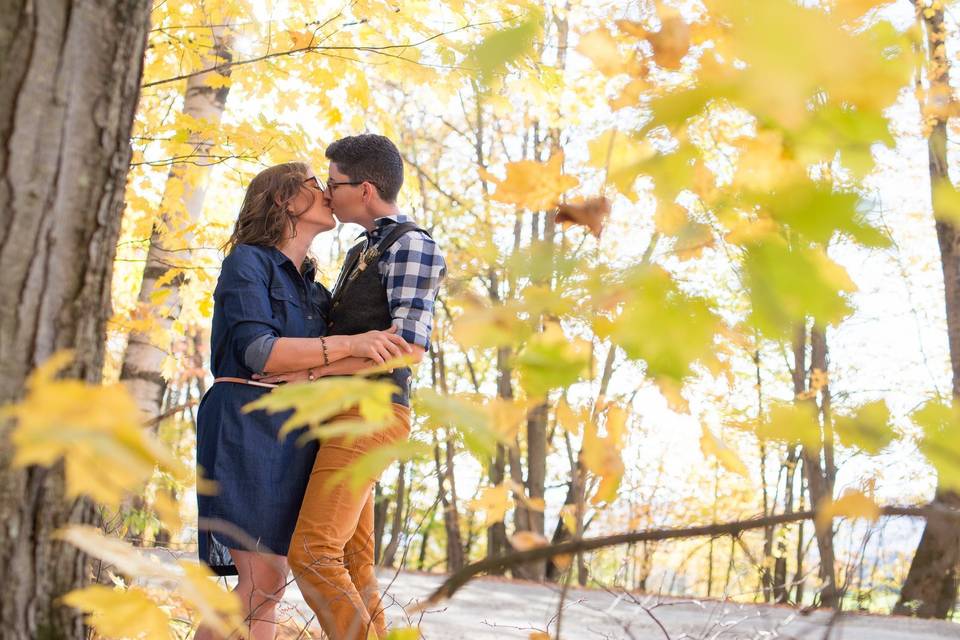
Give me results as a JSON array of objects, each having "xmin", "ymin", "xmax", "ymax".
[
  {"xmin": 895, "ymin": 2, "xmax": 960, "ymax": 618},
  {"xmin": 120, "ymin": 26, "xmax": 232, "ymax": 422},
  {"xmin": 0, "ymin": 0, "xmax": 150, "ymax": 637}
]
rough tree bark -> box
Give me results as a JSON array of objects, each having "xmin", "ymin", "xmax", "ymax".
[{"xmin": 0, "ymin": 0, "xmax": 150, "ymax": 637}]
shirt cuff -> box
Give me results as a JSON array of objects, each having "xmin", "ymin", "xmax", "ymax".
[
  {"xmin": 394, "ymin": 318, "xmax": 431, "ymax": 351},
  {"xmin": 243, "ymin": 334, "xmax": 278, "ymax": 373}
]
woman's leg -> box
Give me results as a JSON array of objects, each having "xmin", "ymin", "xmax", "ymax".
[
  {"xmin": 288, "ymin": 405, "xmax": 411, "ymax": 640},
  {"xmin": 194, "ymin": 550, "xmax": 289, "ymax": 640}
]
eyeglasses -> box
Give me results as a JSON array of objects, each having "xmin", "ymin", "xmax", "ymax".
[
  {"xmin": 326, "ymin": 179, "xmax": 366, "ymax": 193},
  {"xmin": 303, "ymin": 175, "xmax": 325, "ymax": 191}
]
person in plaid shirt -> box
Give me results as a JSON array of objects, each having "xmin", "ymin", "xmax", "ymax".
[{"xmin": 257, "ymin": 134, "xmax": 445, "ymax": 640}]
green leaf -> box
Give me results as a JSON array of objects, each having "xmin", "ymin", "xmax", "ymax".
[
  {"xmin": 932, "ymin": 179, "xmax": 960, "ymax": 225},
  {"xmin": 515, "ymin": 323, "xmax": 591, "ymax": 397},
  {"xmin": 834, "ymin": 400, "xmax": 894, "ymax": 455},
  {"xmin": 913, "ymin": 399, "xmax": 960, "ymax": 491},
  {"xmin": 467, "ymin": 11, "xmax": 543, "ymax": 86},
  {"xmin": 744, "ymin": 241, "xmax": 856, "ymax": 337},
  {"xmin": 604, "ymin": 266, "xmax": 720, "ymax": 384},
  {"xmin": 414, "ymin": 389, "xmax": 502, "ymax": 457},
  {"xmin": 752, "ymin": 184, "xmax": 889, "ymax": 248},
  {"xmin": 326, "ymin": 440, "xmax": 433, "ymax": 493},
  {"xmin": 243, "ymin": 377, "xmax": 397, "ymax": 438},
  {"xmin": 756, "ymin": 401, "xmax": 821, "ymax": 448}
]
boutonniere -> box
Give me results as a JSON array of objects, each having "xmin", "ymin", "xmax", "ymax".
[{"xmin": 354, "ymin": 246, "xmax": 380, "ymax": 276}]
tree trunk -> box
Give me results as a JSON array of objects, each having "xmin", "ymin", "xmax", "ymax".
[
  {"xmin": 0, "ymin": 0, "xmax": 150, "ymax": 637},
  {"xmin": 373, "ymin": 481, "xmax": 387, "ymax": 564},
  {"xmin": 773, "ymin": 446, "xmax": 798, "ymax": 604},
  {"xmin": 793, "ymin": 324, "xmax": 838, "ymax": 608},
  {"xmin": 431, "ymin": 345, "xmax": 465, "ymax": 572},
  {"xmin": 434, "ymin": 434, "xmax": 465, "ymax": 572},
  {"xmin": 120, "ymin": 26, "xmax": 232, "ymax": 422},
  {"xmin": 381, "ymin": 460, "xmax": 407, "ymax": 568},
  {"xmin": 895, "ymin": 1, "xmax": 960, "ymax": 618}
]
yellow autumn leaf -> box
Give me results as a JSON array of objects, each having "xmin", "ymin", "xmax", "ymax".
[
  {"xmin": 177, "ymin": 561, "xmax": 246, "ymax": 632},
  {"xmin": 58, "ymin": 525, "xmax": 245, "ymax": 636},
  {"xmin": 287, "ymin": 30, "xmax": 314, "ymax": 49},
  {"xmin": 586, "ymin": 129, "xmax": 656, "ymax": 199},
  {"xmin": 526, "ymin": 497, "xmax": 546, "ymax": 512},
  {"xmin": 4, "ymin": 351, "xmax": 186, "ymax": 515},
  {"xmin": 482, "ymin": 153, "xmax": 579, "ymax": 211},
  {"xmin": 576, "ymin": 28, "xmax": 642, "ymax": 77},
  {"xmin": 815, "ymin": 490, "xmax": 881, "ymax": 529},
  {"xmin": 610, "ymin": 77, "xmax": 649, "ymax": 110},
  {"xmin": 487, "ymin": 397, "xmax": 531, "ymax": 441},
  {"xmin": 831, "ymin": 0, "xmax": 892, "ymax": 22},
  {"xmin": 470, "ymin": 483, "xmax": 512, "ymax": 527},
  {"xmin": 61, "ymin": 585, "xmax": 171, "ymax": 640},
  {"xmin": 734, "ymin": 129, "xmax": 804, "ymax": 191},
  {"xmin": 699, "ymin": 426, "xmax": 750, "ymax": 478},
  {"xmin": 647, "ymin": 10, "xmax": 690, "ymax": 69},
  {"xmin": 559, "ymin": 504, "xmax": 578, "ymax": 533},
  {"xmin": 555, "ymin": 398, "xmax": 586, "ymax": 436},
  {"xmin": 510, "ymin": 530, "xmax": 550, "ymax": 551},
  {"xmin": 581, "ymin": 407, "xmax": 628, "ymax": 504}
]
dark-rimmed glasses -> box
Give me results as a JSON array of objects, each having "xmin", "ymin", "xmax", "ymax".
[
  {"xmin": 303, "ymin": 175, "xmax": 325, "ymax": 191},
  {"xmin": 326, "ymin": 179, "xmax": 366, "ymax": 193}
]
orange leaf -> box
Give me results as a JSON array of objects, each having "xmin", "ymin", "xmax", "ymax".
[{"xmin": 556, "ymin": 197, "xmax": 611, "ymax": 237}]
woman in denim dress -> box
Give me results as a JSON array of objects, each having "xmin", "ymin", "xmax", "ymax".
[{"xmin": 194, "ymin": 162, "xmax": 412, "ymax": 640}]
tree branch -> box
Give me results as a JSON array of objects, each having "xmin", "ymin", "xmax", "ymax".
[
  {"xmin": 419, "ymin": 505, "xmax": 960, "ymax": 606},
  {"xmin": 142, "ymin": 20, "xmax": 505, "ymax": 89}
]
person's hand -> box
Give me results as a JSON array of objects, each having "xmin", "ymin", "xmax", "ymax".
[
  {"xmin": 253, "ymin": 369, "xmax": 313, "ymax": 384},
  {"xmin": 346, "ymin": 326, "xmax": 413, "ymax": 364}
]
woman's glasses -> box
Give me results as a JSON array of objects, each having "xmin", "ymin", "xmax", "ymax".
[{"xmin": 303, "ymin": 175, "xmax": 325, "ymax": 191}]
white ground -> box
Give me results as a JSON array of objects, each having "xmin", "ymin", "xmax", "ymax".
[{"xmin": 292, "ymin": 568, "xmax": 960, "ymax": 639}]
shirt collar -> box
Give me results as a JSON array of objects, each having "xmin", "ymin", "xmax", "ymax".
[
  {"xmin": 266, "ymin": 245, "xmax": 316, "ymax": 278},
  {"xmin": 355, "ymin": 213, "xmax": 414, "ymax": 240}
]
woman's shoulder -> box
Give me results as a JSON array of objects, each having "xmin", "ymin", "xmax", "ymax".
[{"xmin": 219, "ymin": 244, "xmax": 275, "ymax": 283}]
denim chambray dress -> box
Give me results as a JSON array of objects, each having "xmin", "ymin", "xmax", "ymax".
[{"xmin": 196, "ymin": 243, "xmax": 330, "ymax": 575}]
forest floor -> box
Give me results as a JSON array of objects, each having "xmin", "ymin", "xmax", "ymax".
[{"xmin": 145, "ymin": 549, "xmax": 960, "ymax": 639}]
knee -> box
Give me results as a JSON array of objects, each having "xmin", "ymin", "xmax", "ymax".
[
  {"xmin": 288, "ymin": 537, "xmax": 344, "ymax": 577},
  {"xmin": 287, "ymin": 540, "xmax": 310, "ymax": 575}
]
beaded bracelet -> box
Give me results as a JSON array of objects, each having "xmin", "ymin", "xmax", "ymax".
[{"xmin": 320, "ymin": 336, "xmax": 329, "ymax": 366}]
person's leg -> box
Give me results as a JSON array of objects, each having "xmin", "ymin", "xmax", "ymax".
[
  {"xmin": 195, "ymin": 550, "xmax": 288, "ymax": 640},
  {"xmin": 344, "ymin": 490, "xmax": 388, "ymax": 638},
  {"xmin": 288, "ymin": 405, "xmax": 410, "ymax": 640}
]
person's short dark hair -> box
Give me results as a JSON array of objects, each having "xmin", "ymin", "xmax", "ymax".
[{"xmin": 325, "ymin": 134, "xmax": 404, "ymax": 202}]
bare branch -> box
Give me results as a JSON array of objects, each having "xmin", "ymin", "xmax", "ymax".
[{"xmin": 419, "ymin": 504, "xmax": 960, "ymax": 606}]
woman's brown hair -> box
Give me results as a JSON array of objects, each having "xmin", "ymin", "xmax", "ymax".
[{"xmin": 222, "ymin": 162, "xmax": 318, "ymax": 270}]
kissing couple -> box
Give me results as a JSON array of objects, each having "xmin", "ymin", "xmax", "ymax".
[{"xmin": 194, "ymin": 134, "xmax": 446, "ymax": 640}]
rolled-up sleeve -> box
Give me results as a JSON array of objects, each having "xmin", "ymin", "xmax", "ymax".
[
  {"xmin": 215, "ymin": 247, "xmax": 283, "ymax": 368},
  {"xmin": 381, "ymin": 232, "xmax": 446, "ymax": 350}
]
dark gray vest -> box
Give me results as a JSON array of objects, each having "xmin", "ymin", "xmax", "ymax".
[{"xmin": 326, "ymin": 221, "xmax": 426, "ymax": 405}]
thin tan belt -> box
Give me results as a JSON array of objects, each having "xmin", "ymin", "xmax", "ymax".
[{"xmin": 213, "ymin": 376, "xmax": 279, "ymax": 389}]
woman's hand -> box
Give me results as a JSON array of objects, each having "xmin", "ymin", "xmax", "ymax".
[{"xmin": 346, "ymin": 326, "xmax": 412, "ymax": 364}]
